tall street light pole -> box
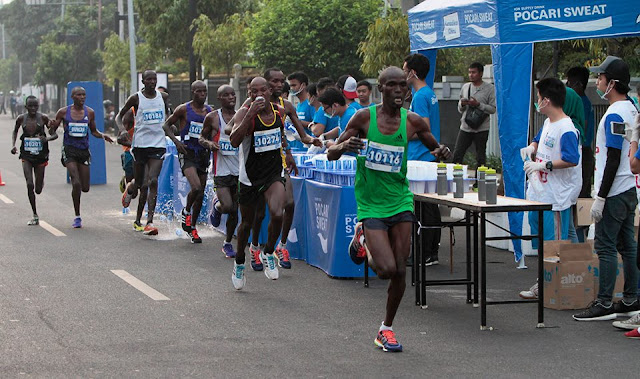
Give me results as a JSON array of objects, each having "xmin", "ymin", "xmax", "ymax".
[{"xmin": 127, "ymin": 0, "xmax": 136, "ymax": 94}]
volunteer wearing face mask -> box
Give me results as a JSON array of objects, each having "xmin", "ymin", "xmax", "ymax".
[
  {"xmin": 572, "ymin": 56, "xmax": 640, "ymax": 322},
  {"xmin": 518, "ymin": 78, "xmax": 581, "ymax": 300},
  {"xmin": 317, "ymin": 87, "xmax": 357, "ymax": 146}
]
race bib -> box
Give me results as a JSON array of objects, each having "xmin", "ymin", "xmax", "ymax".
[
  {"xmin": 188, "ymin": 121, "xmax": 203, "ymax": 139},
  {"xmin": 68, "ymin": 122, "xmax": 88, "ymax": 137},
  {"xmin": 24, "ymin": 137, "xmax": 42, "ymax": 154},
  {"xmin": 364, "ymin": 141, "xmax": 404, "ymax": 173},
  {"xmin": 253, "ymin": 128, "xmax": 281, "ymax": 153},
  {"xmin": 142, "ymin": 109, "xmax": 164, "ymax": 124},
  {"xmin": 219, "ymin": 135, "xmax": 238, "ymax": 156}
]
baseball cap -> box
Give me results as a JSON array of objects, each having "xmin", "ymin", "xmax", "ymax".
[
  {"xmin": 589, "ymin": 56, "xmax": 630, "ymax": 85},
  {"xmin": 343, "ymin": 76, "xmax": 358, "ymax": 99}
]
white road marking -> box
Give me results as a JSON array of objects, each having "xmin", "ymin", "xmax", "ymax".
[
  {"xmin": 111, "ymin": 270, "xmax": 170, "ymax": 301},
  {"xmin": 0, "ymin": 194, "xmax": 14, "ymax": 204},
  {"xmin": 39, "ymin": 221, "xmax": 66, "ymax": 237}
]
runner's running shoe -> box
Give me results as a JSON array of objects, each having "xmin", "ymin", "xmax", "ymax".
[
  {"xmin": 119, "ymin": 176, "xmax": 126, "ymax": 193},
  {"xmin": 27, "ymin": 216, "xmax": 39, "ymax": 226},
  {"xmin": 72, "ymin": 217, "xmax": 82, "ymax": 228},
  {"xmin": 375, "ymin": 330, "xmax": 403, "ymax": 352},
  {"xmin": 222, "ymin": 242, "xmax": 236, "ymax": 258},
  {"xmin": 122, "ymin": 182, "xmax": 134, "ymax": 208},
  {"xmin": 190, "ymin": 228, "xmax": 202, "ymax": 243},
  {"xmin": 143, "ymin": 223, "xmax": 158, "ymax": 236},
  {"xmin": 276, "ymin": 245, "xmax": 291, "ymax": 269},
  {"xmin": 133, "ymin": 221, "xmax": 144, "ymax": 232},
  {"xmin": 349, "ymin": 222, "xmax": 366, "ymax": 265},
  {"xmin": 210, "ymin": 196, "xmax": 222, "ymax": 227},
  {"xmin": 250, "ymin": 246, "xmax": 263, "ymax": 271},
  {"xmin": 232, "ymin": 262, "xmax": 246, "ymax": 290},
  {"xmin": 181, "ymin": 208, "xmax": 192, "ymax": 233},
  {"xmin": 260, "ymin": 251, "xmax": 279, "ymax": 280}
]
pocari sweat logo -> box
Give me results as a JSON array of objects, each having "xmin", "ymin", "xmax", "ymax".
[
  {"xmin": 314, "ymin": 198, "xmax": 329, "ymax": 254},
  {"xmin": 513, "ymin": 4, "xmax": 612, "ymax": 32}
]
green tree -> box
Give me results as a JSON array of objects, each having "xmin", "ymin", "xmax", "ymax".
[
  {"xmin": 101, "ymin": 33, "xmax": 161, "ymax": 91},
  {"xmin": 34, "ymin": 34, "xmax": 74, "ymax": 109},
  {"xmin": 136, "ymin": 0, "xmax": 257, "ymax": 60},
  {"xmin": 192, "ymin": 13, "xmax": 249, "ymax": 79},
  {"xmin": 0, "ymin": 56, "xmax": 20, "ymax": 93},
  {"xmin": 358, "ymin": 9, "xmax": 409, "ymax": 77},
  {"xmin": 249, "ymin": 0, "xmax": 382, "ymax": 80}
]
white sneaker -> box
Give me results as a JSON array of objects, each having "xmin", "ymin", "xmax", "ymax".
[
  {"xmin": 232, "ymin": 262, "xmax": 246, "ymax": 290},
  {"xmin": 260, "ymin": 251, "xmax": 279, "ymax": 280},
  {"xmin": 519, "ymin": 282, "xmax": 538, "ymax": 299},
  {"xmin": 613, "ymin": 312, "xmax": 640, "ymax": 330}
]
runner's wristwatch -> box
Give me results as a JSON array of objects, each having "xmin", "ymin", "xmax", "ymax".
[{"xmin": 545, "ymin": 161, "xmax": 553, "ymax": 171}]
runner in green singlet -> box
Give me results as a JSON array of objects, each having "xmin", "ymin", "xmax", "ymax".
[{"xmin": 327, "ymin": 66, "xmax": 451, "ymax": 353}]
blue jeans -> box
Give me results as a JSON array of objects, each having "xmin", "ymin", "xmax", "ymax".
[
  {"xmin": 567, "ymin": 208, "xmax": 579, "ymax": 243},
  {"xmin": 594, "ymin": 188, "xmax": 639, "ymax": 303},
  {"xmin": 529, "ymin": 208, "xmax": 570, "ymax": 250}
]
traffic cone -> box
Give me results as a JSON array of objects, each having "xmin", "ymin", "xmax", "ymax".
[{"xmin": 0, "ymin": 170, "xmax": 5, "ymax": 186}]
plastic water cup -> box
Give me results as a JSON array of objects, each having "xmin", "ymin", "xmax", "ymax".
[{"xmin": 175, "ymin": 228, "xmax": 184, "ymax": 237}]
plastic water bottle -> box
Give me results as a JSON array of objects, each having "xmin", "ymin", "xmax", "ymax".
[
  {"xmin": 122, "ymin": 207, "xmax": 130, "ymax": 214},
  {"xmin": 485, "ymin": 169, "xmax": 497, "ymax": 204},
  {"xmin": 453, "ymin": 164, "xmax": 464, "ymax": 198},
  {"xmin": 477, "ymin": 166, "xmax": 487, "ymax": 201},
  {"xmin": 175, "ymin": 228, "xmax": 184, "ymax": 237},
  {"xmin": 436, "ymin": 163, "xmax": 448, "ymax": 195}
]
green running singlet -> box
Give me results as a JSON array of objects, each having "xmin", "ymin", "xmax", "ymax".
[{"xmin": 355, "ymin": 106, "xmax": 414, "ymax": 220}]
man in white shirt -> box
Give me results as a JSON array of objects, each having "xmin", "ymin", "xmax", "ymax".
[
  {"xmin": 518, "ymin": 78, "xmax": 581, "ymax": 299},
  {"xmin": 573, "ymin": 56, "xmax": 640, "ymax": 321}
]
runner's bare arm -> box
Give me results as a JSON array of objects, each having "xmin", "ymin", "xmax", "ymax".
[
  {"xmin": 199, "ymin": 111, "xmax": 220, "ymax": 151},
  {"xmin": 42, "ymin": 115, "xmax": 57, "ymax": 142},
  {"xmin": 116, "ymin": 94, "xmax": 139, "ymax": 134},
  {"xmin": 327, "ymin": 111, "xmax": 367, "ymax": 161},
  {"xmin": 163, "ymin": 104, "xmax": 186, "ymax": 152},
  {"xmin": 10, "ymin": 116, "xmax": 21, "ymax": 154},
  {"xmin": 230, "ymin": 107, "xmax": 251, "ymax": 148},
  {"xmin": 88, "ymin": 108, "xmax": 114, "ymax": 143}
]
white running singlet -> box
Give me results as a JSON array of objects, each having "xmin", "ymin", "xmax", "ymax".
[{"xmin": 132, "ymin": 90, "xmax": 166, "ymax": 148}]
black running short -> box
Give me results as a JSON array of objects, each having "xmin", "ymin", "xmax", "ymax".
[
  {"xmin": 61, "ymin": 145, "xmax": 91, "ymax": 166},
  {"xmin": 238, "ymin": 174, "xmax": 285, "ymax": 205},
  {"xmin": 214, "ymin": 175, "xmax": 239, "ymax": 189},
  {"xmin": 362, "ymin": 211, "xmax": 417, "ymax": 231},
  {"xmin": 131, "ymin": 147, "xmax": 165, "ymax": 164},
  {"xmin": 179, "ymin": 148, "xmax": 211, "ymax": 176}
]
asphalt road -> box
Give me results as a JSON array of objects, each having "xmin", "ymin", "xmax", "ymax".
[{"xmin": 0, "ymin": 113, "xmax": 636, "ymax": 378}]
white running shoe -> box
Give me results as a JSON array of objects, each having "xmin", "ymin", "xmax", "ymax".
[
  {"xmin": 519, "ymin": 282, "xmax": 538, "ymax": 299},
  {"xmin": 232, "ymin": 262, "xmax": 246, "ymax": 290},
  {"xmin": 613, "ymin": 313, "xmax": 640, "ymax": 330},
  {"xmin": 260, "ymin": 251, "xmax": 279, "ymax": 280}
]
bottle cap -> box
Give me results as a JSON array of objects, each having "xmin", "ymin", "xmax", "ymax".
[
  {"xmin": 477, "ymin": 166, "xmax": 487, "ymax": 172},
  {"xmin": 437, "ymin": 163, "xmax": 446, "ymax": 168},
  {"xmin": 453, "ymin": 164, "xmax": 463, "ymax": 170},
  {"xmin": 486, "ymin": 169, "xmax": 496, "ymax": 175}
]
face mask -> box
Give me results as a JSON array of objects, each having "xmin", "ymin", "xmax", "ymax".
[
  {"xmin": 534, "ymin": 98, "xmax": 548, "ymax": 113},
  {"xmin": 596, "ymin": 80, "xmax": 616, "ymax": 100},
  {"xmin": 291, "ymin": 85, "xmax": 304, "ymax": 96},
  {"xmin": 324, "ymin": 105, "xmax": 336, "ymax": 118},
  {"xmin": 406, "ymin": 72, "xmax": 415, "ymax": 84}
]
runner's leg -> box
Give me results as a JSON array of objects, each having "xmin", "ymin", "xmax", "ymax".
[
  {"xmin": 190, "ymin": 173, "xmax": 208, "ymax": 224},
  {"xmin": 34, "ymin": 163, "xmax": 45, "ymax": 195},
  {"xmin": 237, "ymin": 201, "xmax": 257, "ymax": 264},
  {"xmin": 263, "ymin": 182, "xmax": 285, "ymax": 255},
  {"xmin": 280, "ymin": 175, "xmax": 295, "ymax": 245},
  {"xmin": 217, "ymin": 186, "xmax": 238, "ymax": 243},
  {"xmin": 252, "ymin": 196, "xmax": 266, "ymax": 246},
  {"xmin": 144, "ymin": 159, "xmax": 163, "ymax": 224},
  {"xmin": 22, "ymin": 160, "xmax": 37, "ymax": 215},
  {"xmin": 66, "ymin": 161, "xmax": 82, "ymax": 216}
]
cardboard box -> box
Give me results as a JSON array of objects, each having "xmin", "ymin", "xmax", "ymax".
[
  {"xmin": 593, "ymin": 253, "xmax": 625, "ymax": 301},
  {"xmin": 543, "ymin": 242, "xmax": 597, "ymax": 310},
  {"xmin": 575, "ymin": 199, "xmax": 594, "ymax": 226}
]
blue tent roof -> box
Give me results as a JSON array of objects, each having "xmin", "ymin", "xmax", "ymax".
[{"xmin": 409, "ymin": 0, "xmax": 640, "ymax": 51}]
